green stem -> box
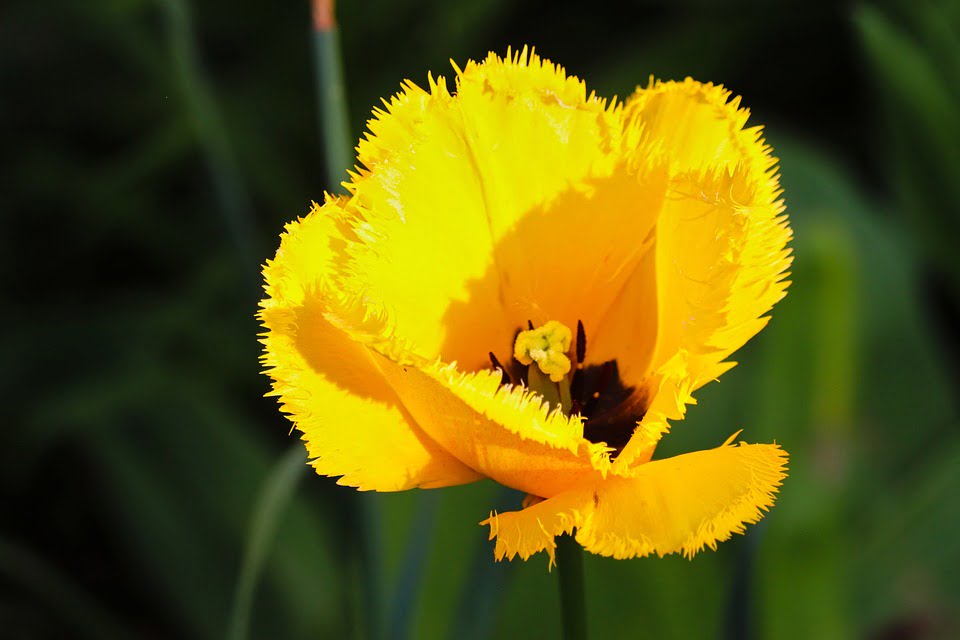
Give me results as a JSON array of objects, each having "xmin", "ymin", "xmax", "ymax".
[
  {"xmin": 228, "ymin": 445, "xmax": 306, "ymax": 640},
  {"xmin": 526, "ymin": 363, "xmax": 588, "ymax": 639},
  {"xmin": 555, "ymin": 534, "xmax": 587, "ymax": 640},
  {"xmin": 311, "ymin": 0, "xmax": 353, "ymax": 192}
]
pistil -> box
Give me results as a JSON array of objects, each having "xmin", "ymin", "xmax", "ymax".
[{"xmin": 514, "ymin": 320, "xmax": 574, "ymax": 413}]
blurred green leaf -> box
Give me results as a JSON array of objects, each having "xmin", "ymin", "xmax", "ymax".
[
  {"xmin": 856, "ymin": 3, "xmax": 960, "ymax": 295},
  {"xmin": 228, "ymin": 445, "xmax": 308, "ymax": 640}
]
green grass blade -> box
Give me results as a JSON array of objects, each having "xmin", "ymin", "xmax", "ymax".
[
  {"xmin": 228, "ymin": 445, "xmax": 308, "ymax": 640},
  {"xmin": 159, "ymin": 0, "xmax": 259, "ymax": 275},
  {"xmin": 387, "ymin": 491, "xmax": 441, "ymax": 640}
]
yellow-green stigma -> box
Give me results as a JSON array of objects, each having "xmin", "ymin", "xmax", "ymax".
[{"xmin": 514, "ymin": 320, "xmax": 573, "ymax": 382}]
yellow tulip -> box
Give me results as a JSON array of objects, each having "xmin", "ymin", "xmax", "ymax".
[{"xmin": 259, "ymin": 47, "xmax": 792, "ymax": 565}]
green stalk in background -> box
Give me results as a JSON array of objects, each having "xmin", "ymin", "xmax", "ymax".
[
  {"xmin": 228, "ymin": 446, "xmax": 307, "ymax": 640},
  {"xmin": 311, "ymin": 3, "xmax": 384, "ymax": 639},
  {"xmin": 160, "ymin": 0, "xmax": 258, "ymax": 279},
  {"xmin": 312, "ymin": 0, "xmax": 353, "ymax": 194}
]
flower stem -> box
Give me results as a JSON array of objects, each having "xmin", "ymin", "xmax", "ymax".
[
  {"xmin": 556, "ymin": 534, "xmax": 587, "ymax": 639},
  {"xmin": 524, "ymin": 357, "xmax": 589, "ymax": 639}
]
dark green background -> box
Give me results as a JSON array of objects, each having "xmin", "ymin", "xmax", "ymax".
[{"xmin": 3, "ymin": 0, "xmax": 959, "ymax": 638}]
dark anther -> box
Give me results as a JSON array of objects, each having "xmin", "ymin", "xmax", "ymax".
[
  {"xmin": 489, "ymin": 351, "xmax": 512, "ymax": 386},
  {"xmin": 509, "ymin": 326, "xmax": 529, "ymax": 386},
  {"xmin": 527, "ymin": 319, "xmax": 535, "ymax": 330},
  {"xmin": 576, "ymin": 320, "xmax": 586, "ymax": 364}
]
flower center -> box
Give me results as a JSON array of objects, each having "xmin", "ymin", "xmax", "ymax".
[{"xmin": 490, "ymin": 319, "xmax": 647, "ymax": 456}]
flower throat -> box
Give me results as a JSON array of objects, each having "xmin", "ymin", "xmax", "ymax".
[{"xmin": 489, "ymin": 320, "xmax": 646, "ymax": 455}]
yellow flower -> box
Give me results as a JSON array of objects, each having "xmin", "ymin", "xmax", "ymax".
[{"xmin": 259, "ymin": 47, "xmax": 792, "ymax": 565}]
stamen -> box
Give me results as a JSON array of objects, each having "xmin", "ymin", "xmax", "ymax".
[
  {"xmin": 488, "ymin": 351, "xmax": 512, "ymax": 385},
  {"xmin": 571, "ymin": 320, "xmax": 586, "ymax": 415},
  {"xmin": 576, "ymin": 320, "xmax": 586, "ymax": 365}
]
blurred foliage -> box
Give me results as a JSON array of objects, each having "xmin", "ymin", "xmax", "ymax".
[{"xmin": 3, "ymin": 0, "xmax": 960, "ymax": 638}]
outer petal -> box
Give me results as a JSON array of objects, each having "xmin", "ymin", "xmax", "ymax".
[
  {"xmin": 483, "ymin": 439, "xmax": 787, "ymax": 564},
  {"xmin": 344, "ymin": 47, "xmax": 664, "ymax": 372},
  {"xmin": 627, "ymin": 79, "xmax": 791, "ymax": 373},
  {"xmin": 346, "ymin": 73, "xmax": 513, "ymax": 371},
  {"xmin": 372, "ymin": 353, "xmax": 613, "ymax": 498},
  {"xmin": 625, "ymin": 78, "xmax": 775, "ymax": 177},
  {"xmin": 598, "ymin": 81, "xmax": 792, "ymax": 467},
  {"xmin": 259, "ymin": 201, "xmax": 482, "ymax": 490},
  {"xmin": 452, "ymin": 49, "xmax": 666, "ymax": 345}
]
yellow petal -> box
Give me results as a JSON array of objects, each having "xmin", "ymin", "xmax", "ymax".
[
  {"xmin": 484, "ymin": 439, "xmax": 787, "ymax": 563},
  {"xmin": 628, "ymin": 79, "xmax": 791, "ymax": 372},
  {"xmin": 259, "ymin": 201, "xmax": 482, "ymax": 490},
  {"xmin": 372, "ymin": 353, "xmax": 613, "ymax": 498},
  {"xmin": 578, "ymin": 440, "xmax": 787, "ymax": 559},
  {"xmin": 596, "ymin": 80, "xmax": 792, "ymax": 467},
  {"xmin": 346, "ymin": 72, "xmax": 512, "ymax": 372},
  {"xmin": 343, "ymin": 47, "xmax": 666, "ymax": 374},
  {"xmin": 453, "ymin": 49, "xmax": 666, "ymax": 341},
  {"xmin": 616, "ymin": 166, "xmax": 791, "ymax": 467},
  {"xmin": 624, "ymin": 78, "xmax": 775, "ymax": 178},
  {"xmin": 482, "ymin": 488, "xmax": 586, "ymax": 567}
]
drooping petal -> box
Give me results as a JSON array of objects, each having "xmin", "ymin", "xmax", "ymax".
[
  {"xmin": 343, "ymin": 47, "xmax": 666, "ymax": 372},
  {"xmin": 481, "ymin": 489, "xmax": 586, "ymax": 567},
  {"xmin": 259, "ymin": 201, "xmax": 482, "ymax": 490},
  {"xmin": 596, "ymin": 80, "xmax": 792, "ymax": 468},
  {"xmin": 484, "ymin": 438, "xmax": 787, "ymax": 563},
  {"xmin": 576, "ymin": 441, "xmax": 787, "ymax": 559}
]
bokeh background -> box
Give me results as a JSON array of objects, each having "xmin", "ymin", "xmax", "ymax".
[{"xmin": 4, "ymin": 0, "xmax": 960, "ymax": 638}]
